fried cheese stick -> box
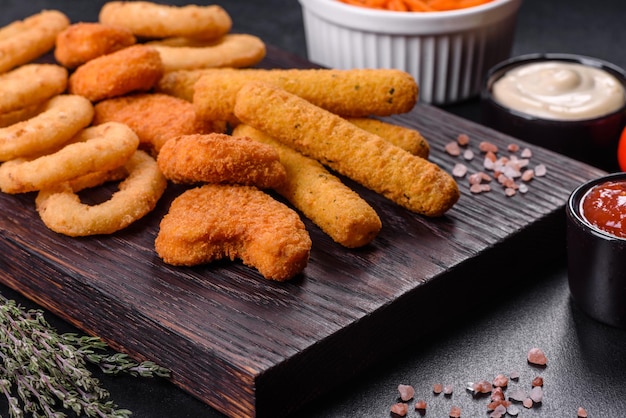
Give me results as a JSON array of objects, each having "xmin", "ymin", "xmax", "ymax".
[
  {"xmin": 346, "ymin": 117, "xmax": 429, "ymax": 158},
  {"xmin": 233, "ymin": 124, "xmax": 382, "ymax": 248},
  {"xmin": 193, "ymin": 67, "xmax": 418, "ymax": 125},
  {"xmin": 233, "ymin": 82, "xmax": 459, "ymax": 217}
]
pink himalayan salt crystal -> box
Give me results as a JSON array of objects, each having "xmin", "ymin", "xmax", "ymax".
[
  {"xmin": 523, "ymin": 398, "xmax": 533, "ymax": 408},
  {"xmin": 479, "ymin": 141, "xmax": 498, "ymax": 153},
  {"xmin": 508, "ymin": 387, "xmax": 527, "ymax": 402},
  {"xmin": 530, "ymin": 386, "xmax": 543, "ymax": 403},
  {"xmin": 445, "ymin": 141, "xmax": 461, "ymax": 156},
  {"xmin": 534, "ymin": 163, "xmax": 547, "ymax": 177},
  {"xmin": 521, "ymin": 147, "xmax": 532, "ymax": 158},
  {"xmin": 398, "ymin": 384, "xmax": 414, "ymax": 401},
  {"xmin": 488, "ymin": 400, "xmax": 511, "ymax": 411},
  {"xmin": 490, "ymin": 404, "xmax": 507, "ymax": 418},
  {"xmin": 457, "ymin": 133, "xmax": 470, "ymax": 146},
  {"xmin": 527, "ymin": 347, "xmax": 548, "ymax": 366},
  {"xmin": 532, "ymin": 376, "xmax": 544, "ymax": 387},
  {"xmin": 391, "ymin": 402, "xmax": 408, "ymax": 416},
  {"xmin": 449, "ymin": 405, "xmax": 462, "ymax": 417},
  {"xmin": 414, "ymin": 400, "xmax": 427, "ymax": 411},
  {"xmin": 463, "ymin": 149, "xmax": 474, "ymax": 160},
  {"xmin": 508, "ymin": 143, "xmax": 520, "ymax": 153},
  {"xmin": 509, "ymin": 371, "xmax": 520, "ymax": 380},
  {"xmin": 472, "ymin": 380, "xmax": 493, "ymax": 394},
  {"xmin": 507, "ymin": 404, "xmax": 521, "ymax": 416},
  {"xmin": 492, "ymin": 374, "xmax": 508, "ymax": 388},
  {"xmin": 443, "ymin": 384, "xmax": 454, "ymax": 395},
  {"xmin": 578, "ymin": 407, "xmax": 588, "ymax": 417},
  {"xmin": 433, "ymin": 383, "xmax": 444, "ymax": 394},
  {"xmin": 452, "ymin": 163, "xmax": 468, "ymax": 178},
  {"xmin": 491, "ymin": 387, "xmax": 505, "ymax": 401}
]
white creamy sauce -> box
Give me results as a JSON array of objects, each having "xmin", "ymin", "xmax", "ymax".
[{"xmin": 491, "ymin": 61, "xmax": 625, "ymax": 120}]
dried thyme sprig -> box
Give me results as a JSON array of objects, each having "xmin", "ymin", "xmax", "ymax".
[{"xmin": 0, "ymin": 295, "xmax": 170, "ymax": 418}]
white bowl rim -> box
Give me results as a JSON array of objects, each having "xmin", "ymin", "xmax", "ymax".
[{"xmin": 298, "ymin": 0, "xmax": 522, "ymax": 34}]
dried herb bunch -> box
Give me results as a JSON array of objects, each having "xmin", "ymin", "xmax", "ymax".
[{"xmin": 0, "ymin": 295, "xmax": 170, "ymax": 418}]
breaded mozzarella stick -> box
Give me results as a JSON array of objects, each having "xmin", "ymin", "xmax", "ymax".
[{"xmin": 233, "ymin": 82, "xmax": 459, "ymax": 217}]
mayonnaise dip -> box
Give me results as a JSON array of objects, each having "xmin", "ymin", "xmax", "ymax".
[{"xmin": 491, "ymin": 61, "xmax": 625, "ymax": 120}]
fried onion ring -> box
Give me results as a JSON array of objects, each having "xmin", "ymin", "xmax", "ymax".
[
  {"xmin": 36, "ymin": 150, "xmax": 167, "ymax": 237},
  {"xmin": 0, "ymin": 122, "xmax": 139, "ymax": 194},
  {"xmin": 146, "ymin": 34, "xmax": 266, "ymax": 72},
  {"xmin": 99, "ymin": 2, "xmax": 232, "ymax": 41},
  {"xmin": 0, "ymin": 64, "xmax": 68, "ymax": 114},
  {"xmin": 54, "ymin": 22, "xmax": 137, "ymax": 69},
  {"xmin": 0, "ymin": 10, "xmax": 70, "ymax": 73},
  {"xmin": 68, "ymin": 45, "xmax": 164, "ymax": 102},
  {"xmin": 0, "ymin": 95, "xmax": 94, "ymax": 161}
]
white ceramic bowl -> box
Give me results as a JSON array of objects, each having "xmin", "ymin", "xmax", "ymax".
[{"xmin": 298, "ymin": 0, "xmax": 522, "ymax": 105}]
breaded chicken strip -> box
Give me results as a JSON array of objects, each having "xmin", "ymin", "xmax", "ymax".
[
  {"xmin": 193, "ymin": 67, "xmax": 418, "ymax": 125},
  {"xmin": 233, "ymin": 124, "xmax": 381, "ymax": 248},
  {"xmin": 157, "ymin": 133, "xmax": 286, "ymax": 189},
  {"xmin": 93, "ymin": 93, "xmax": 224, "ymax": 153},
  {"xmin": 155, "ymin": 184, "xmax": 311, "ymax": 281},
  {"xmin": 233, "ymin": 82, "xmax": 459, "ymax": 217}
]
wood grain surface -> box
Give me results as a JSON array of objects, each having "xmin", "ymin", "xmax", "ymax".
[{"xmin": 0, "ymin": 46, "xmax": 608, "ymax": 417}]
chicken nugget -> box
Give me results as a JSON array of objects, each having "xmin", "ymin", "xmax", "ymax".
[
  {"xmin": 193, "ymin": 68, "xmax": 418, "ymax": 125},
  {"xmin": 146, "ymin": 34, "xmax": 266, "ymax": 72},
  {"xmin": 233, "ymin": 124, "xmax": 382, "ymax": 248},
  {"xmin": 0, "ymin": 10, "xmax": 70, "ymax": 73},
  {"xmin": 157, "ymin": 133, "xmax": 286, "ymax": 189},
  {"xmin": 68, "ymin": 45, "xmax": 164, "ymax": 102},
  {"xmin": 55, "ymin": 22, "xmax": 137, "ymax": 69},
  {"xmin": 93, "ymin": 93, "xmax": 223, "ymax": 153},
  {"xmin": 99, "ymin": 1, "xmax": 231, "ymax": 41},
  {"xmin": 155, "ymin": 184, "xmax": 311, "ymax": 281},
  {"xmin": 233, "ymin": 82, "xmax": 459, "ymax": 217}
]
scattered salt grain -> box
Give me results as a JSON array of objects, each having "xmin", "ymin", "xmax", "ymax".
[
  {"xmin": 509, "ymin": 371, "xmax": 520, "ymax": 380},
  {"xmin": 521, "ymin": 169, "xmax": 534, "ymax": 182},
  {"xmin": 398, "ymin": 384, "xmax": 414, "ymax": 401},
  {"xmin": 490, "ymin": 404, "xmax": 507, "ymax": 418},
  {"xmin": 479, "ymin": 141, "xmax": 498, "ymax": 153},
  {"xmin": 507, "ymin": 388, "xmax": 527, "ymax": 402},
  {"xmin": 507, "ymin": 404, "xmax": 520, "ymax": 416},
  {"xmin": 457, "ymin": 133, "xmax": 470, "ymax": 146},
  {"xmin": 492, "ymin": 374, "xmax": 508, "ymax": 388},
  {"xmin": 443, "ymin": 384, "xmax": 454, "ymax": 395},
  {"xmin": 505, "ymin": 187, "xmax": 517, "ymax": 197},
  {"xmin": 391, "ymin": 402, "xmax": 408, "ymax": 416},
  {"xmin": 463, "ymin": 149, "xmax": 474, "ymax": 160},
  {"xmin": 452, "ymin": 163, "xmax": 468, "ymax": 178},
  {"xmin": 578, "ymin": 406, "xmax": 588, "ymax": 417},
  {"xmin": 414, "ymin": 400, "xmax": 427, "ymax": 411},
  {"xmin": 518, "ymin": 183, "xmax": 529, "ymax": 194},
  {"xmin": 449, "ymin": 405, "xmax": 461, "ymax": 417},
  {"xmin": 445, "ymin": 141, "xmax": 461, "ymax": 156},
  {"xmin": 527, "ymin": 347, "xmax": 548, "ymax": 366},
  {"xmin": 469, "ymin": 380, "xmax": 493, "ymax": 394},
  {"xmin": 532, "ymin": 376, "xmax": 544, "ymax": 387},
  {"xmin": 433, "ymin": 383, "xmax": 443, "ymax": 394},
  {"xmin": 523, "ymin": 398, "xmax": 533, "ymax": 408},
  {"xmin": 534, "ymin": 163, "xmax": 547, "ymax": 177},
  {"xmin": 507, "ymin": 143, "xmax": 520, "ymax": 153},
  {"xmin": 491, "ymin": 387, "xmax": 505, "ymax": 401},
  {"xmin": 521, "ymin": 147, "xmax": 532, "ymax": 158},
  {"xmin": 529, "ymin": 386, "xmax": 543, "ymax": 403}
]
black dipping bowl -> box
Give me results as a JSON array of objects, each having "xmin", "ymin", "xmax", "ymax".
[
  {"xmin": 482, "ymin": 53, "xmax": 626, "ymax": 172},
  {"xmin": 566, "ymin": 172, "xmax": 626, "ymax": 329}
]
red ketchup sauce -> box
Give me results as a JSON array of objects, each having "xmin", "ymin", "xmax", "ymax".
[{"xmin": 581, "ymin": 180, "xmax": 626, "ymax": 239}]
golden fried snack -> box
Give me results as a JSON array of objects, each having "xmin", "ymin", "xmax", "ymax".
[
  {"xmin": 233, "ymin": 124, "xmax": 382, "ymax": 248},
  {"xmin": 0, "ymin": 10, "xmax": 70, "ymax": 73},
  {"xmin": 347, "ymin": 117, "xmax": 430, "ymax": 158},
  {"xmin": 146, "ymin": 34, "xmax": 266, "ymax": 72},
  {"xmin": 0, "ymin": 102, "xmax": 46, "ymax": 129},
  {"xmin": 54, "ymin": 22, "xmax": 137, "ymax": 69},
  {"xmin": 68, "ymin": 45, "xmax": 164, "ymax": 102},
  {"xmin": 155, "ymin": 69, "xmax": 207, "ymax": 102},
  {"xmin": 0, "ymin": 122, "xmax": 139, "ymax": 194},
  {"xmin": 155, "ymin": 184, "xmax": 311, "ymax": 281},
  {"xmin": 0, "ymin": 64, "xmax": 68, "ymax": 114},
  {"xmin": 193, "ymin": 68, "xmax": 418, "ymax": 125},
  {"xmin": 0, "ymin": 95, "xmax": 94, "ymax": 161},
  {"xmin": 93, "ymin": 93, "xmax": 223, "ymax": 153},
  {"xmin": 234, "ymin": 82, "xmax": 459, "ymax": 217},
  {"xmin": 157, "ymin": 133, "xmax": 287, "ymax": 189},
  {"xmin": 99, "ymin": 1, "xmax": 231, "ymax": 41},
  {"xmin": 36, "ymin": 150, "xmax": 167, "ymax": 237}
]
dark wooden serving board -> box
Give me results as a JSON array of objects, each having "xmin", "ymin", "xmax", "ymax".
[{"xmin": 0, "ymin": 46, "xmax": 608, "ymax": 417}]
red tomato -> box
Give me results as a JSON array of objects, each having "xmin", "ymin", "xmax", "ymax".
[{"xmin": 619, "ymin": 126, "xmax": 626, "ymax": 172}]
